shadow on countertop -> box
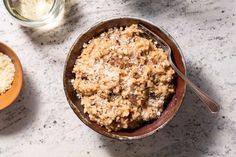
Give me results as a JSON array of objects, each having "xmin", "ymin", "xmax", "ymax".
[
  {"xmin": 121, "ymin": 0, "xmax": 225, "ymax": 22},
  {"xmin": 20, "ymin": 0, "xmax": 81, "ymax": 46},
  {"xmin": 100, "ymin": 60, "xmax": 223, "ymax": 157},
  {"xmin": 0, "ymin": 73, "xmax": 39, "ymax": 135},
  {"xmin": 122, "ymin": 0, "xmax": 184, "ymax": 16}
]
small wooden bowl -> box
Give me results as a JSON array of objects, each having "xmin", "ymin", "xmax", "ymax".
[
  {"xmin": 0, "ymin": 42, "xmax": 23, "ymax": 110},
  {"xmin": 63, "ymin": 17, "xmax": 186, "ymax": 140}
]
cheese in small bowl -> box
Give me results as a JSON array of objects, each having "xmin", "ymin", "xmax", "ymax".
[{"xmin": 0, "ymin": 52, "xmax": 15, "ymax": 95}]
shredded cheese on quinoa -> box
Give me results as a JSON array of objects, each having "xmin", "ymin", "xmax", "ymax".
[{"xmin": 72, "ymin": 24, "xmax": 175, "ymax": 131}]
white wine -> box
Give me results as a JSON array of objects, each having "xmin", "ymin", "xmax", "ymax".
[
  {"xmin": 9, "ymin": 0, "xmax": 55, "ymax": 20},
  {"xmin": 4, "ymin": 0, "xmax": 64, "ymax": 27}
]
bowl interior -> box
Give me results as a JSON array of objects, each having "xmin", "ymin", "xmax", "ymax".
[
  {"xmin": 0, "ymin": 42, "xmax": 23, "ymax": 110},
  {"xmin": 63, "ymin": 18, "xmax": 186, "ymax": 140}
]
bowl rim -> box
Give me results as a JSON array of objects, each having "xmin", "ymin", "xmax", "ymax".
[
  {"xmin": 0, "ymin": 41, "xmax": 23, "ymax": 110},
  {"xmin": 63, "ymin": 16, "xmax": 187, "ymax": 140}
]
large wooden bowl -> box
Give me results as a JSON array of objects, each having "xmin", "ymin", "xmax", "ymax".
[
  {"xmin": 63, "ymin": 17, "xmax": 186, "ymax": 140},
  {"xmin": 0, "ymin": 42, "xmax": 23, "ymax": 110}
]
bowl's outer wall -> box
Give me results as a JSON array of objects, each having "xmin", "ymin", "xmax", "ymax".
[{"xmin": 63, "ymin": 18, "xmax": 186, "ymax": 140}]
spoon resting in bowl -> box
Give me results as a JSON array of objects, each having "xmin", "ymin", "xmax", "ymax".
[{"xmin": 139, "ymin": 24, "xmax": 220, "ymax": 113}]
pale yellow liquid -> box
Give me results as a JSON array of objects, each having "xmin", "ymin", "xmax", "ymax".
[{"xmin": 9, "ymin": 0, "xmax": 54, "ymax": 20}]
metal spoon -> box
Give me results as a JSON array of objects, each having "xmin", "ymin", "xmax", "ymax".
[{"xmin": 139, "ymin": 24, "xmax": 220, "ymax": 113}]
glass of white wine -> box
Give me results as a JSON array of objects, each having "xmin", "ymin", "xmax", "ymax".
[{"xmin": 3, "ymin": 0, "xmax": 65, "ymax": 27}]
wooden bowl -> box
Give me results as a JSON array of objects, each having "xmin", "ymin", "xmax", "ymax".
[
  {"xmin": 0, "ymin": 42, "xmax": 23, "ymax": 110},
  {"xmin": 63, "ymin": 17, "xmax": 186, "ymax": 140}
]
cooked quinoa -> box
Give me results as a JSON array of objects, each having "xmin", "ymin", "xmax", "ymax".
[
  {"xmin": 0, "ymin": 52, "xmax": 15, "ymax": 95},
  {"xmin": 72, "ymin": 24, "xmax": 175, "ymax": 131}
]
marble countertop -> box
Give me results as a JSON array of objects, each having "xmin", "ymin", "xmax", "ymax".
[{"xmin": 0, "ymin": 0, "xmax": 236, "ymax": 156}]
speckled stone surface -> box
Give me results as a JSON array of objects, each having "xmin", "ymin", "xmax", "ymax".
[{"xmin": 0, "ymin": 0, "xmax": 235, "ymax": 156}]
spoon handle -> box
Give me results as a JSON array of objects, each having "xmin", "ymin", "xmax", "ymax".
[
  {"xmin": 169, "ymin": 59, "xmax": 220, "ymax": 113},
  {"xmin": 138, "ymin": 24, "xmax": 220, "ymax": 113}
]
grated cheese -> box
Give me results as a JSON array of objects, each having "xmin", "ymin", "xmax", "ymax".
[{"xmin": 0, "ymin": 52, "xmax": 15, "ymax": 95}]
